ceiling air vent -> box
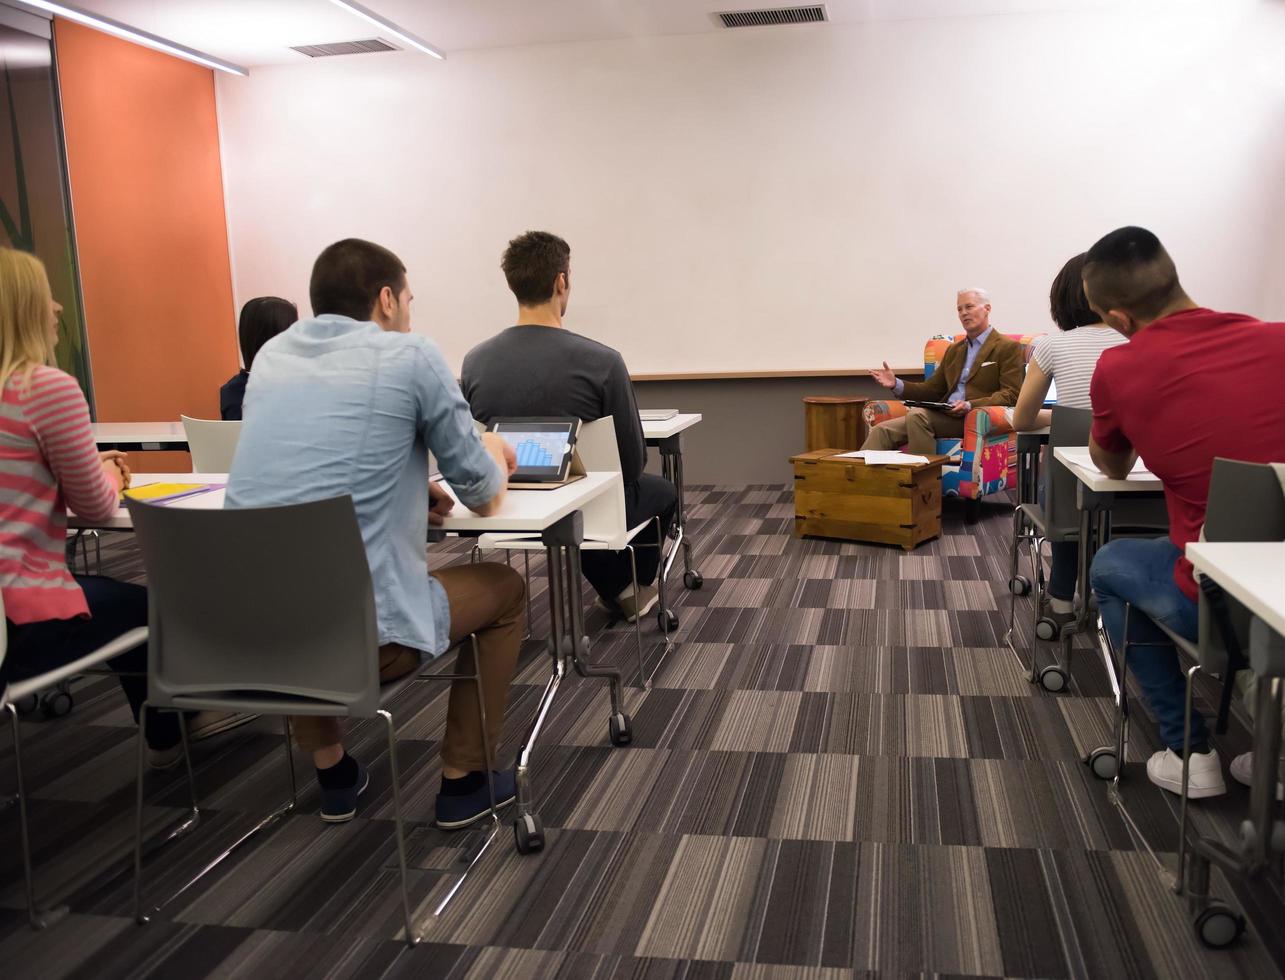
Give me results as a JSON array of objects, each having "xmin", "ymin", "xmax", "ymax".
[
  {"xmin": 716, "ymin": 5, "xmax": 826, "ymax": 28},
  {"xmin": 291, "ymin": 38, "xmax": 400, "ymax": 58}
]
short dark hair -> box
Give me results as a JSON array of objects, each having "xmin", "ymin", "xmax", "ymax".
[
  {"xmin": 238, "ymin": 296, "xmax": 297, "ymax": 370},
  {"xmin": 309, "ymin": 238, "xmax": 407, "ymax": 320},
  {"xmin": 1082, "ymin": 226, "xmax": 1185, "ymax": 322},
  {"xmin": 1048, "ymin": 253, "xmax": 1098, "ymax": 332},
  {"xmin": 501, "ymin": 231, "xmax": 570, "ymax": 306}
]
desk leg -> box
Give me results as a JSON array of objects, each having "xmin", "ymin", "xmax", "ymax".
[
  {"xmin": 1082, "ymin": 503, "xmax": 1126, "ymax": 783},
  {"xmin": 513, "ymin": 515, "xmax": 633, "ymax": 856},
  {"xmin": 1247, "ymin": 671, "xmax": 1284, "ymax": 869},
  {"xmin": 512, "ymin": 539, "xmax": 571, "ymax": 856},
  {"xmin": 1017, "ymin": 444, "xmax": 1039, "ymax": 508},
  {"xmin": 564, "ymin": 544, "xmax": 632, "ymax": 744},
  {"xmin": 659, "ymin": 435, "xmax": 702, "ymax": 590}
]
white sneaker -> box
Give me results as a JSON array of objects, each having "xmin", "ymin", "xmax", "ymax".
[
  {"xmin": 147, "ymin": 742, "xmax": 184, "ymax": 771},
  {"xmin": 1146, "ymin": 747, "xmax": 1226, "ymax": 798},
  {"xmin": 1230, "ymin": 752, "xmax": 1285, "ymax": 801},
  {"xmin": 616, "ymin": 584, "xmax": 660, "ymax": 623}
]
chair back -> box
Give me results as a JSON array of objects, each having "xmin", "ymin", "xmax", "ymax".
[
  {"xmin": 1197, "ymin": 458, "xmax": 1285, "ymax": 669},
  {"xmin": 126, "ymin": 496, "xmax": 381, "ymax": 715},
  {"xmin": 573, "ymin": 417, "xmax": 631, "ymax": 545},
  {"xmin": 923, "ymin": 332, "xmax": 1039, "ymax": 379},
  {"xmin": 181, "ymin": 416, "xmax": 242, "ymax": 472},
  {"xmin": 1042, "ymin": 406, "xmax": 1093, "ymax": 539},
  {"xmin": 576, "ymin": 417, "xmax": 624, "ymax": 474}
]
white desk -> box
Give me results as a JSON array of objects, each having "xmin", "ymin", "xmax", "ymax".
[
  {"xmin": 1184, "ymin": 539, "xmax": 1285, "ymax": 898},
  {"xmin": 1187, "ymin": 542, "xmax": 1285, "ymax": 641},
  {"xmin": 69, "ymin": 473, "xmax": 226, "ymax": 530},
  {"xmin": 1057, "ymin": 445, "xmax": 1168, "ymax": 796},
  {"xmin": 1052, "ymin": 446, "xmax": 1164, "ymax": 494},
  {"xmin": 640, "ymin": 413, "xmax": 701, "ymax": 441},
  {"xmin": 77, "ymin": 469, "xmax": 628, "ymax": 856},
  {"xmin": 91, "ymin": 422, "xmax": 188, "ymax": 451},
  {"xmin": 437, "ymin": 472, "xmax": 622, "ymax": 535},
  {"xmin": 641, "ymin": 413, "xmax": 703, "ymax": 590}
]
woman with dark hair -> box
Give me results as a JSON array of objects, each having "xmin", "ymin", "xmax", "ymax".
[
  {"xmin": 219, "ymin": 296, "xmax": 298, "ymax": 420},
  {"xmin": 1012, "ymin": 253, "xmax": 1127, "ymax": 633}
]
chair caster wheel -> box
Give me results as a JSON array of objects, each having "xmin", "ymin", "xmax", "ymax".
[
  {"xmin": 683, "ymin": 570, "xmax": 703, "ymax": 590},
  {"xmin": 658, "ymin": 609, "xmax": 679, "ymax": 633},
  {"xmin": 513, "ymin": 813, "xmax": 544, "ymax": 854},
  {"xmin": 1035, "ymin": 617, "xmax": 1060, "ymax": 641},
  {"xmin": 1037, "ymin": 665, "xmax": 1068, "ymax": 693},
  {"xmin": 41, "ymin": 690, "xmax": 73, "ymax": 718},
  {"xmin": 1194, "ymin": 905, "xmax": 1244, "ymax": 949},
  {"xmin": 14, "ymin": 694, "xmax": 39, "ymax": 716},
  {"xmin": 609, "ymin": 711, "xmax": 633, "ymax": 747},
  {"xmin": 1008, "ymin": 575, "xmax": 1031, "ymax": 597},
  {"xmin": 1087, "ymin": 747, "xmax": 1118, "ymax": 781}
]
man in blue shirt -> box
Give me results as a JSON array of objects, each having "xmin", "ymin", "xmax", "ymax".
[
  {"xmin": 228, "ymin": 239, "xmax": 524, "ymax": 828},
  {"xmin": 863, "ymin": 288, "xmax": 1025, "ymax": 453}
]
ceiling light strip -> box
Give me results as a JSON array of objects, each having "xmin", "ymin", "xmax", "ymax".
[
  {"xmin": 327, "ymin": 0, "xmax": 444, "ymax": 60},
  {"xmin": 16, "ymin": 0, "xmax": 249, "ymax": 75}
]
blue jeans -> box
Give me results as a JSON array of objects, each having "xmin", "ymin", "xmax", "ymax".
[{"xmin": 1090, "ymin": 537, "xmax": 1205, "ymax": 752}]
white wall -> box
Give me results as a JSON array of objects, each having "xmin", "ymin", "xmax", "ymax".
[{"xmin": 215, "ymin": 1, "xmax": 1285, "ymax": 375}]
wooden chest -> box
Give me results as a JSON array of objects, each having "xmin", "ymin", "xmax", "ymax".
[{"xmin": 790, "ymin": 449, "xmax": 944, "ymax": 551}]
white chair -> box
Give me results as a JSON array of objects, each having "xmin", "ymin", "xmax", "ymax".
[
  {"xmin": 1, "ymin": 590, "xmax": 149, "ymax": 929},
  {"xmin": 477, "ymin": 417, "xmax": 676, "ymax": 687},
  {"xmin": 180, "ymin": 416, "xmax": 241, "ymax": 471}
]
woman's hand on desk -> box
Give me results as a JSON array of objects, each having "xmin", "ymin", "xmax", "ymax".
[
  {"xmin": 100, "ymin": 450, "xmax": 131, "ymax": 491},
  {"xmin": 428, "ymin": 480, "xmax": 455, "ymax": 526}
]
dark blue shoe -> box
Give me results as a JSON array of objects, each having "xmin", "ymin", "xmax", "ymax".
[
  {"xmin": 434, "ymin": 769, "xmax": 516, "ymax": 830},
  {"xmin": 320, "ymin": 759, "xmax": 369, "ymax": 823}
]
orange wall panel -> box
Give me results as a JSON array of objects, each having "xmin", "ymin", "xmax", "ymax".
[{"xmin": 54, "ymin": 19, "xmax": 237, "ymax": 432}]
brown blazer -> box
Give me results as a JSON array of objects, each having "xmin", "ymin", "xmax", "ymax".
[{"xmin": 899, "ymin": 330, "xmax": 1025, "ymax": 408}]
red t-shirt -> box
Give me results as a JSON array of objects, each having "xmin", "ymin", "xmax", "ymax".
[{"xmin": 1090, "ymin": 308, "xmax": 1285, "ymax": 600}]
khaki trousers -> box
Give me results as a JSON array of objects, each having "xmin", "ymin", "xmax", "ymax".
[
  {"xmin": 291, "ymin": 562, "xmax": 526, "ymax": 771},
  {"xmin": 862, "ymin": 407, "xmax": 965, "ymax": 455}
]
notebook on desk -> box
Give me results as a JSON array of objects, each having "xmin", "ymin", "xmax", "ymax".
[
  {"xmin": 123, "ymin": 482, "xmax": 224, "ymax": 505},
  {"xmin": 639, "ymin": 409, "xmax": 679, "ymax": 421}
]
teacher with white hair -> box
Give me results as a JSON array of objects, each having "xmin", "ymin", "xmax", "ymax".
[{"xmin": 863, "ymin": 288, "xmax": 1025, "ymax": 453}]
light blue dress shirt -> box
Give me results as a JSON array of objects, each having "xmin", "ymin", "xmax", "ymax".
[
  {"xmin": 226, "ymin": 315, "xmax": 503, "ymax": 656},
  {"xmin": 893, "ymin": 326, "xmax": 993, "ymax": 402}
]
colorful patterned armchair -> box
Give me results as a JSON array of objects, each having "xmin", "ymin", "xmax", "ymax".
[{"xmin": 863, "ymin": 332, "xmax": 1040, "ymax": 508}]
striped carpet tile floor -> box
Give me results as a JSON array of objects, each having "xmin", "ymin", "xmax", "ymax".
[{"xmin": 1, "ymin": 485, "xmax": 1282, "ymax": 979}]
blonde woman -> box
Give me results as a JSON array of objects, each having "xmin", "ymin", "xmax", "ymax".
[{"xmin": 0, "ymin": 249, "xmax": 248, "ymax": 765}]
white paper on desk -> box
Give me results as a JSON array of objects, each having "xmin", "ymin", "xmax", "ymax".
[
  {"xmin": 834, "ymin": 450, "xmax": 931, "ymax": 465},
  {"xmin": 1060, "ymin": 449, "xmax": 1153, "ymax": 477}
]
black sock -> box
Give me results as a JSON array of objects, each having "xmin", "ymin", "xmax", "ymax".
[
  {"xmin": 316, "ymin": 752, "xmax": 359, "ymax": 790},
  {"xmin": 1186, "ymin": 743, "xmax": 1211, "ymax": 757},
  {"xmin": 440, "ymin": 771, "xmax": 485, "ymax": 796}
]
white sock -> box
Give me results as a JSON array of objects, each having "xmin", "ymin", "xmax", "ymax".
[{"xmin": 1049, "ymin": 597, "xmax": 1074, "ymax": 614}]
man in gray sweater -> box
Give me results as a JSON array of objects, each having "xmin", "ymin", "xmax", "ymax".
[{"xmin": 461, "ymin": 231, "xmax": 677, "ymax": 621}]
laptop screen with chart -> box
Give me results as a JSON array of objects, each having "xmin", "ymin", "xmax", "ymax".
[{"xmin": 487, "ymin": 418, "xmax": 580, "ymax": 483}]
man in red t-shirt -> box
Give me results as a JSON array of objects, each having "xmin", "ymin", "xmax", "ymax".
[{"xmin": 1085, "ymin": 226, "xmax": 1285, "ymax": 800}]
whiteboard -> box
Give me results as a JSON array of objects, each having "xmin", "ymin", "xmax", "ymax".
[{"xmin": 216, "ymin": 5, "xmax": 1285, "ymax": 376}]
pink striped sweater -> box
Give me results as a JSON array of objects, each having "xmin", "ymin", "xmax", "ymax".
[{"xmin": 1, "ymin": 366, "xmax": 119, "ymax": 624}]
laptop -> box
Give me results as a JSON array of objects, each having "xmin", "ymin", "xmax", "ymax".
[
  {"xmin": 639, "ymin": 409, "xmax": 679, "ymax": 422},
  {"xmin": 1044, "ymin": 378, "xmax": 1058, "ymax": 408},
  {"xmin": 487, "ymin": 418, "xmax": 585, "ymax": 490}
]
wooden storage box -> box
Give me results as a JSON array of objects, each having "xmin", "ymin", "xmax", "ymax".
[{"xmin": 791, "ymin": 449, "xmax": 944, "ymax": 551}]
